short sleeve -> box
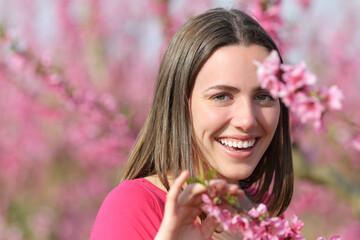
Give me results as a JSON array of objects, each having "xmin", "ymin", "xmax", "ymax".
[{"xmin": 90, "ymin": 180, "xmax": 165, "ymax": 240}]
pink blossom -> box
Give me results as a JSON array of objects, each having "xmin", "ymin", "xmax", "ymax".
[
  {"xmin": 287, "ymin": 215, "xmax": 305, "ymax": 239},
  {"xmin": 7, "ymin": 53, "xmax": 26, "ymax": 72},
  {"xmin": 201, "ymin": 194, "xmax": 229, "ymax": 226},
  {"xmin": 256, "ymin": 203, "xmax": 268, "ymax": 216},
  {"xmin": 316, "ymin": 236, "xmax": 342, "ymax": 240},
  {"xmin": 249, "ymin": 203, "xmax": 268, "ymax": 218},
  {"xmin": 202, "ymin": 192, "xmax": 310, "ymax": 239},
  {"xmin": 260, "ymin": 217, "xmax": 290, "ymax": 239},
  {"xmin": 254, "ymin": 50, "xmax": 283, "ymax": 97},
  {"xmin": 248, "ymin": 208, "xmax": 260, "ymax": 218},
  {"xmin": 0, "ymin": 1, "xmax": 357, "ymax": 239},
  {"xmin": 293, "ymin": 93, "xmax": 325, "ymax": 130},
  {"xmin": 297, "ymin": 0, "xmax": 312, "ymax": 9},
  {"xmin": 254, "ymin": 51, "xmax": 345, "ymax": 131},
  {"xmin": 339, "ymin": 221, "xmax": 360, "ymax": 239},
  {"xmin": 202, "ymin": 193, "xmax": 212, "ymax": 204},
  {"xmin": 147, "ymin": 1, "xmax": 167, "ymax": 15},
  {"xmin": 255, "ymin": 50, "xmax": 281, "ymax": 78},
  {"xmin": 318, "ymin": 85, "xmax": 344, "ymax": 110},
  {"xmin": 278, "ymin": 85, "xmax": 297, "ymax": 107},
  {"xmin": 43, "ymin": 73, "xmax": 62, "ymax": 86},
  {"xmin": 281, "ymin": 61, "xmax": 317, "ymax": 93},
  {"xmin": 248, "ymin": 0, "xmax": 283, "ymax": 45},
  {"xmin": 289, "ymin": 215, "xmax": 304, "ymax": 232},
  {"xmin": 230, "ymin": 215, "xmax": 250, "ymax": 235},
  {"xmin": 352, "ymin": 135, "xmax": 360, "ymax": 152}
]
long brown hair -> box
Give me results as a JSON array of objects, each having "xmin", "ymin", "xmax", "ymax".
[{"xmin": 121, "ymin": 8, "xmax": 293, "ymax": 216}]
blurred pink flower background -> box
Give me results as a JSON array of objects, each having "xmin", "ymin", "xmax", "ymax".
[{"xmin": 0, "ymin": 0, "xmax": 359, "ymax": 239}]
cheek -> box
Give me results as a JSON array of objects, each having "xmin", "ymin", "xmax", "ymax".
[
  {"xmin": 263, "ymin": 107, "xmax": 280, "ymax": 135},
  {"xmin": 191, "ymin": 105, "xmax": 228, "ymax": 138},
  {"xmin": 256, "ymin": 102, "xmax": 280, "ymax": 135}
]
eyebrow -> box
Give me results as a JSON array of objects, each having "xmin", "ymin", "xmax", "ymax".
[
  {"xmin": 202, "ymin": 84, "xmax": 265, "ymax": 93},
  {"xmin": 202, "ymin": 85, "xmax": 240, "ymax": 94}
]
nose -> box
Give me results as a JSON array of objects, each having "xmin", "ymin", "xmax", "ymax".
[{"xmin": 231, "ymin": 99, "xmax": 257, "ymax": 132}]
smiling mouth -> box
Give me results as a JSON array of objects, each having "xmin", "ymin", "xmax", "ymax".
[{"xmin": 217, "ymin": 138, "xmax": 258, "ymax": 152}]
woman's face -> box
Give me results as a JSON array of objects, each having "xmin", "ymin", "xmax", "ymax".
[{"xmin": 190, "ymin": 45, "xmax": 280, "ymax": 181}]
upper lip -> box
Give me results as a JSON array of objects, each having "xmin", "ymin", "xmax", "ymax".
[{"xmin": 216, "ymin": 135, "xmax": 259, "ymax": 141}]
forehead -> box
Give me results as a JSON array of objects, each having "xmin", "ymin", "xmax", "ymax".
[{"xmin": 194, "ymin": 45, "xmax": 269, "ymax": 90}]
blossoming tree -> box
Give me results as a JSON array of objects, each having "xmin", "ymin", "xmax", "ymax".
[{"xmin": 0, "ymin": 0, "xmax": 359, "ymax": 239}]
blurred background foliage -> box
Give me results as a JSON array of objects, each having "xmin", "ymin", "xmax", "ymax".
[{"xmin": 0, "ymin": 0, "xmax": 359, "ymax": 239}]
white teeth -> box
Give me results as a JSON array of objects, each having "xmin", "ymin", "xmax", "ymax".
[{"xmin": 219, "ymin": 138, "xmax": 256, "ymax": 149}]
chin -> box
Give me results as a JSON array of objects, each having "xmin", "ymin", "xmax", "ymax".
[{"xmin": 218, "ymin": 169, "xmax": 253, "ymax": 182}]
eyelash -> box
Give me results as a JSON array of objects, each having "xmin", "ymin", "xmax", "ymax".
[
  {"xmin": 210, "ymin": 92, "xmax": 276, "ymax": 105},
  {"xmin": 211, "ymin": 93, "xmax": 232, "ymax": 102},
  {"xmin": 255, "ymin": 93, "xmax": 276, "ymax": 104}
]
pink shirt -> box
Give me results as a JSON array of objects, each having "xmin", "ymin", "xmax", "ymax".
[{"xmin": 90, "ymin": 178, "xmax": 166, "ymax": 240}]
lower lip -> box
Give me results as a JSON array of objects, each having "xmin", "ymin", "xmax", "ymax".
[{"xmin": 217, "ymin": 139, "xmax": 257, "ymax": 159}]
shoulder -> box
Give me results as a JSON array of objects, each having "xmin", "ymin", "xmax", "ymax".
[
  {"xmin": 108, "ymin": 179, "xmax": 166, "ymax": 211},
  {"xmin": 90, "ymin": 179, "xmax": 167, "ymax": 240},
  {"xmin": 114, "ymin": 178, "xmax": 163, "ymax": 199}
]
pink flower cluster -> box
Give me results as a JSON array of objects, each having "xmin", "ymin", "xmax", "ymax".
[
  {"xmin": 255, "ymin": 50, "xmax": 343, "ymax": 130},
  {"xmin": 202, "ymin": 194, "xmax": 305, "ymax": 239},
  {"xmin": 202, "ymin": 193, "xmax": 341, "ymax": 240}
]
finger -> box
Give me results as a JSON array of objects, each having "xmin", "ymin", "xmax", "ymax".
[
  {"xmin": 208, "ymin": 179, "xmax": 227, "ymax": 197},
  {"xmin": 208, "ymin": 179, "xmax": 227, "ymax": 189},
  {"xmin": 225, "ymin": 183, "xmax": 239, "ymax": 195},
  {"xmin": 238, "ymin": 193, "xmax": 254, "ymax": 212},
  {"xmin": 178, "ymin": 182, "xmax": 208, "ymax": 206},
  {"xmin": 236, "ymin": 189, "xmax": 245, "ymax": 198},
  {"xmin": 199, "ymin": 215, "xmax": 219, "ymax": 239},
  {"xmin": 215, "ymin": 224, "xmax": 224, "ymax": 234},
  {"xmin": 210, "ymin": 181, "xmax": 244, "ymax": 198}
]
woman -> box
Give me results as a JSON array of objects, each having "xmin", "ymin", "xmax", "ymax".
[{"xmin": 91, "ymin": 8, "xmax": 293, "ymax": 240}]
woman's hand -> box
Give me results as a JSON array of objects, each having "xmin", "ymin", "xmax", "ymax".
[{"xmin": 155, "ymin": 171, "xmax": 245, "ymax": 240}]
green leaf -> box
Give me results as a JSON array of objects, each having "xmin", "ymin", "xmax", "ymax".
[
  {"xmin": 186, "ymin": 177, "xmax": 202, "ymax": 184},
  {"xmin": 185, "ymin": 177, "xmax": 208, "ymax": 187},
  {"xmin": 226, "ymin": 194, "xmax": 235, "ymax": 205},
  {"xmin": 198, "ymin": 179, "xmax": 207, "ymax": 187},
  {"xmin": 214, "ymin": 196, "xmax": 222, "ymax": 204},
  {"xmin": 206, "ymin": 169, "xmax": 218, "ymax": 180}
]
